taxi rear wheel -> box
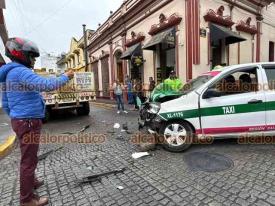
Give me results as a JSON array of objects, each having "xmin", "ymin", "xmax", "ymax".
[{"xmin": 159, "ymin": 121, "xmax": 193, "ymax": 152}]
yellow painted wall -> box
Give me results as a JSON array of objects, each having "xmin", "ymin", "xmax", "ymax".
[{"xmin": 65, "ymin": 38, "xmax": 85, "ymax": 71}]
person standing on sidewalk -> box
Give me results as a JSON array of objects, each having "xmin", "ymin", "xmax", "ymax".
[
  {"xmin": 113, "ymin": 79, "xmax": 128, "ymax": 114},
  {"xmin": 149, "ymin": 77, "xmax": 156, "ymax": 91},
  {"xmin": 148, "ymin": 76, "xmax": 156, "ymax": 97},
  {"xmin": 0, "ymin": 37, "xmax": 74, "ymax": 206},
  {"xmin": 127, "ymin": 79, "xmax": 134, "ymax": 104},
  {"xmin": 133, "ymin": 79, "xmax": 145, "ymax": 109},
  {"xmin": 132, "ymin": 79, "xmax": 139, "ymax": 110}
]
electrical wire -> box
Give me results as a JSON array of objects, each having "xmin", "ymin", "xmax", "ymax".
[
  {"xmin": 13, "ymin": 0, "xmax": 28, "ymax": 35},
  {"xmin": 7, "ymin": 0, "xmax": 25, "ymax": 35},
  {"xmin": 26, "ymin": 0, "xmax": 75, "ymax": 35}
]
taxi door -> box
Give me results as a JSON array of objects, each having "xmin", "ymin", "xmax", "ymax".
[
  {"xmin": 261, "ymin": 64, "xmax": 275, "ymax": 131},
  {"xmin": 199, "ymin": 66, "xmax": 266, "ymax": 136}
]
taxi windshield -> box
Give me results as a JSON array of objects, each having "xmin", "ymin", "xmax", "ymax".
[
  {"xmin": 182, "ymin": 75, "xmax": 215, "ymax": 94},
  {"xmin": 151, "ymin": 83, "xmax": 181, "ymax": 97}
]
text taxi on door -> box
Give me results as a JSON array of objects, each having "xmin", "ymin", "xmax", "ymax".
[{"xmin": 141, "ymin": 62, "xmax": 275, "ymax": 152}]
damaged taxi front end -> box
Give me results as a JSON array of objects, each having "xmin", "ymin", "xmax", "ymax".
[
  {"xmin": 138, "ymin": 70, "xmax": 222, "ymax": 143},
  {"xmin": 138, "ymin": 102, "xmax": 163, "ymax": 134},
  {"xmin": 138, "ymin": 83, "xmax": 183, "ymax": 133}
]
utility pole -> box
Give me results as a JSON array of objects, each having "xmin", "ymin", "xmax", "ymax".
[{"xmin": 82, "ymin": 24, "xmax": 88, "ymax": 72}]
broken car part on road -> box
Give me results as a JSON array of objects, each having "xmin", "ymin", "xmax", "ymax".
[
  {"xmin": 77, "ymin": 168, "xmax": 127, "ymax": 184},
  {"xmin": 38, "ymin": 146, "xmax": 64, "ymax": 161}
]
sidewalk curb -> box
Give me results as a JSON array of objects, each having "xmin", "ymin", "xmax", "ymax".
[
  {"xmin": 92, "ymin": 102, "xmax": 116, "ymax": 108},
  {"xmin": 0, "ymin": 135, "xmax": 16, "ymax": 159}
]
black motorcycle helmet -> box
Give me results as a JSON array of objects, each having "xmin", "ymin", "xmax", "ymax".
[{"xmin": 5, "ymin": 37, "xmax": 40, "ymax": 68}]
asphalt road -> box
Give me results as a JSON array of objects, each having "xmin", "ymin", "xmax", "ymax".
[{"xmin": 0, "ymin": 104, "xmax": 275, "ymax": 206}]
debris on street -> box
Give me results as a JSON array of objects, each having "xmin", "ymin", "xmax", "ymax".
[
  {"xmin": 79, "ymin": 124, "xmax": 91, "ymax": 133},
  {"xmin": 61, "ymin": 132, "xmax": 75, "ymax": 135},
  {"xmin": 107, "ymin": 130, "xmax": 115, "ymax": 134},
  {"xmin": 122, "ymin": 123, "xmax": 128, "ymax": 131},
  {"xmin": 116, "ymin": 134, "xmax": 128, "ymax": 142},
  {"xmin": 86, "ymin": 166, "xmax": 93, "ymax": 171},
  {"xmin": 38, "ymin": 146, "xmax": 64, "ymax": 161},
  {"xmin": 138, "ymin": 143, "xmax": 156, "ymax": 152},
  {"xmin": 0, "ymin": 123, "xmax": 8, "ymax": 127},
  {"xmin": 116, "ymin": 134, "xmax": 123, "ymax": 140},
  {"xmin": 113, "ymin": 123, "xmax": 120, "ymax": 129},
  {"xmin": 116, "ymin": 186, "xmax": 124, "ymax": 190},
  {"xmin": 125, "ymin": 130, "xmax": 133, "ymax": 134},
  {"xmin": 131, "ymin": 152, "xmax": 151, "ymax": 159},
  {"xmin": 77, "ymin": 168, "xmax": 127, "ymax": 184}
]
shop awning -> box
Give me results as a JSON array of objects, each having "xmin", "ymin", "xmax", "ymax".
[
  {"xmin": 143, "ymin": 28, "xmax": 175, "ymax": 50},
  {"xmin": 210, "ymin": 24, "xmax": 246, "ymax": 45},
  {"xmin": 121, "ymin": 43, "xmax": 142, "ymax": 60}
]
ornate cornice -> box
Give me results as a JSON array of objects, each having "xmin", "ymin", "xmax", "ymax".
[
  {"xmin": 148, "ymin": 13, "xmax": 182, "ymax": 36},
  {"xmin": 99, "ymin": 50, "xmax": 110, "ymax": 59},
  {"xmin": 236, "ymin": 17, "xmax": 257, "ymax": 35},
  {"xmin": 203, "ymin": 6, "xmax": 234, "ymax": 27},
  {"xmin": 125, "ymin": 31, "xmax": 145, "ymax": 47},
  {"xmin": 89, "ymin": 54, "xmax": 99, "ymax": 63}
]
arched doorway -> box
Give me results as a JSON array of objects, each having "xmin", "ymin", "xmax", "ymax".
[{"xmin": 114, "ymin": 50, "xmax": 124, "ymax": 83}]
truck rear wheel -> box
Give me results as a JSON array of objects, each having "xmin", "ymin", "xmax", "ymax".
[
  {"xmin": 159, "ymin": 121, "xmax": 194, "ymax": 152},
  {"xmin": 43, "ymin": 108, "xmax": 51, "ymax": 123},
  {"xmin": 77, "ymin": 102, "xmax": 90, "ymax": 116}
]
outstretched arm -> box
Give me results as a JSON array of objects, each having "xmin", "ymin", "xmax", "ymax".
[{"xmin": 18, "ymin": 68, "xmax": 72, "ymax": 92}]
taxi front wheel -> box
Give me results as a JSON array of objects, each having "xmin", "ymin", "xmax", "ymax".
[{"xmin": 159, "ymin": 121, "xmax": 194, "ymax": 152}]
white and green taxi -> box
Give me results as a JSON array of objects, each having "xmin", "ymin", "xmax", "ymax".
[{"xmin": 144, "ymin": 62, "xmax": 275, "ymax": 152}]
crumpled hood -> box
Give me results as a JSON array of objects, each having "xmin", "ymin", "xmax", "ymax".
[{"xmin": 0, "ymin": 62, "xmax": 22, "ymax": 83}]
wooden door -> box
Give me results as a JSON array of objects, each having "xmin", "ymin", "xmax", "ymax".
[
  {"xmin": 117, "ymin": 62, "xmax": 123, "ymax": 83},
  {"xmin": 101, "ymin": 57, "xmax": 110, "ymax": 97},
  {"xmin": 92, "ymin": 62, "xmax": 99, "ymax": 96}
]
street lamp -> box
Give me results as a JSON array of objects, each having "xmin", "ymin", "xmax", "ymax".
[{"xmin": 82, "ymin": 24, "xmax": 88, "ymax": 72}]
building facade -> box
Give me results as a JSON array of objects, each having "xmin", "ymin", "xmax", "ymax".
[
  {"xmin": 0, "ymin": 0, "xmax": 8, "ymax": 67},
  {"xmin": 59, "ymin": 29, "xmax": 94, "ymax": 73},
  {"xmin": 0, "ymin": 0, "xmax": 8, "ymax": 108},
  {"xmin": 87, "ymin": 0, "xmax": 275, "ymax": 98},
  {"xmin": 40, "ymin": 53, "xmax": 60, "ymax": 73},
  {"xmin": 56, "ymin": 53, "xmax": 67, "ymax": 74}
]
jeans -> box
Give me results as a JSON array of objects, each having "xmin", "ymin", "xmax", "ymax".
[
  {"xmin": 116, "ymin": 94, "xmax": 125, "ymax": 111},
  {"xmin": 11, "ymin": 119, "xmax": 42, "ymax": 204},
  {"xmin": 133, "ymin": 94, "xmax": 138, "ymax": 109},
  {"xmin": 133, "ymin": 92, "xmax": 143, "ymax": 109}
]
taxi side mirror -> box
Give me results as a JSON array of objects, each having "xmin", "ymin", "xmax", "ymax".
[{"xmin": 203, "ymin": 88, "xmax": 221, "ymax": 99}]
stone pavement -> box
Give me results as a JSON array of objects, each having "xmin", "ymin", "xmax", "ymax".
[{"xmin": 0, "ymin": 106, "xmax": 275, "ymax": 206}]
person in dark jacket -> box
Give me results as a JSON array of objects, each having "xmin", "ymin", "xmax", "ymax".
[
  {"xmin": 149, "ymin": 77, "xmax": 156, "ymax": 94},
  {"xmin": 0, "ymin": 37, "xmax": 74, "ymax": 206},
  {"xmin": 127, "ymin": 79, "xmax": 134, "ymax": 104}
]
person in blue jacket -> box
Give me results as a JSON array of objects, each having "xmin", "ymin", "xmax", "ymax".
[{"xmin": 0, "ymin": 37, "xmax": 74, "ymax": 206}]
